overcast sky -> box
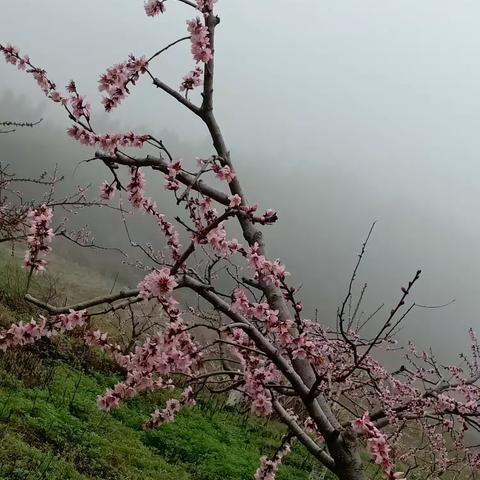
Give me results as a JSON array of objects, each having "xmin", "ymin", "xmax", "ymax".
[{"xmin": 2, "ymin": 1, "xmax": 480, "ymax": 357}]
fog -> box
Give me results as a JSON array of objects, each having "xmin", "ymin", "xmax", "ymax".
[{"xmin": 2, "ymin": 1, "xmax": 480, "ymax": 358}]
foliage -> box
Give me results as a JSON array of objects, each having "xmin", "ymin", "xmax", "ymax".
[
  {"xmin": 0, "ymin": 253, "xmax": 35, "ymax": 318},
  {"xmin": 0, "ymin": 357, "xmax": 315, "ymax": 480}
]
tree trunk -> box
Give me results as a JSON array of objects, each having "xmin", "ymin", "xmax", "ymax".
[
  {"xmin": 328, "ymin": 429, "xmax": 367, "ymax": 480},
  {"xmin": 335, "ymin": 462, "xmax": 366, "ymax": 480}
]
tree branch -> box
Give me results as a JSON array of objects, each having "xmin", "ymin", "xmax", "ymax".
[
  {"xmin": 273, "ymin": 399, "xmax": 336, "ymax": 470},
  {"xmin": 25, "ymin": 289, "xmax": 140, "ymax": 314},
  {"xmin": 151, "ymin": 76, "xmax": 202, "ymax": 116},
  {"xmin": 94, "ymin": 152, "xmax": 229, "ymax": 205}
]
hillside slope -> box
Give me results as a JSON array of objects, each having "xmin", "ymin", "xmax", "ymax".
[{"xmin": 0, "ymin": 253, "xmax": 320, "ymax": 480}]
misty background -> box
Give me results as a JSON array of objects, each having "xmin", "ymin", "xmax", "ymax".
[{"xmin": 1, "ymin": 1, "xmax": 479, "ymax": 359}]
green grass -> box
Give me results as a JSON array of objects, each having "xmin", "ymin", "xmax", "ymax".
[
  {"xmin": 0, "ymin": 353, "xmax": 316, "ymax": 480},
  {"xmin": 0, "ymin": 253, "xmax": 461, "ymax": 480},
  {"xmin": 0, "ymin": 252, "xmax": 320, "ymax": 480}
]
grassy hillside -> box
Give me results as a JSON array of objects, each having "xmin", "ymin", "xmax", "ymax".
[
  {"xmin": 0, "ymin": 353, "xmax": 318, "ymax": 480},
  {"xmin": 0, "ymin": 252, "xmax": 323, "ymax": 480}
]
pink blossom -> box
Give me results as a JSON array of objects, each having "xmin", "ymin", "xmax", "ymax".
[
  {"xmin": 94, "ymin": 315, "xmax": 200, "ymax": 414},
  {"xmin": 0, "ymin": 310, "xmax": 87, "ymax": 351},
  {"xmin": 180, "ymin": 67, "xmax": 203, "ymax": 93},
  {"xmin": 352, "ymin": 412, "xmax": 404, "ymax": 479},
  {"xmin": 100, "ymin": 181, "xmax": 115, "ymax": 200},
  {"xmin": 247, "ymin": 243, "xmax": 289, "ymax": 287},
  {"xmin": 99, "ymin": 55, "xmax": 149, "ymax": 110},
  {"xmin": 227, "ymin": 327, "xmax": 280, "ymax": 417},
  {"xmin": 138, "ymin": 268, "xmax": 178, "ymax": 300},
  {"xmin": 1, "ymin": 44, "xmax": 19, "ymax": 65},
  {"xmin": 70, "ymin": 95, "xmax": 90, "ymax": 120},
  {"xmin": 196, "ymin": 0, "xmax": 216, "ymax": 13},
  {"xmin": 0, "ymin": 45, "xmax": 61, "ymax": 99},
  {"xmin": 156, "ymin": 213, "xmax": 182, "ymax": 258},
  {"xmin": 66, "ymin": 80, "xmax": 76, "ymax": 93},
  {"xmin": 144, "ymin": 386, "xmax": 195, "ymax": 428},
  {"xmin": 260, "ymin": 208, "xmax": 278, "ymax": 224},
  {"xmin": 187, "ymin": 18, "xmax": 212, "ymax": 64},
  {"xmin": 214, "ymin": 165, "xmax": 235, "ymax": 183},
  {"xmin": 139, "ymin": 199, "xmax": 182, "ymax": 259},
  {"xmin": 127, "ymin": 167, "xmax": 146, "ymax": 208},
  {"xmin": 97, "ymin": 389, "xmax": 121, "ymax": 411},
  {"xmin": 255, "ymin": 443, "xmax": 291, "ymax": 480},
  {"xmin": 204, "ymin": 223, "xmax": 241, "ymax": 257},
  {"xmin": 67, "ymin": 126, "xmax": 148, "ymax": 152},
  {"xmin": 144, "ymin": 0, "xmax": 166, "ymax": 16},
  {"xmin": 17, "ymin": 54, "xmax": 29, "ymax": 70},
  {"xmin": 49, "ymin": 91, "xmax": 67, "ymax": 104},
  {"xmin": 163, "ymin": 159, "xmax": 181, "ymax": 191},
  {"xmin": 23, "ymin": 205, "xmax": 54, "ymax": 273},
  {"xmin": 228, "ymin": 194, "xmax": 242, "ymax": 208},
  {"xmin": 67, "ymin": 126, "xmax": 94, "ymax": 146}
]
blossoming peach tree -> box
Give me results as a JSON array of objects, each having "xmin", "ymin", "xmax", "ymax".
[{"xmin": 1, "ymin": 2, "xmax": 480, "ymax": 479}]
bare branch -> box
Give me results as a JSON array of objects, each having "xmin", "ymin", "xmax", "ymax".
[{"xmin": 25, "ymin": 289, "xmax": 140, "ymax": 315}]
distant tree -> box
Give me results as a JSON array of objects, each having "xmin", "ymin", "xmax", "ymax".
[
  {"xmin": 0, "ymin": 118, "xmax": 42, "ymax": 134},
  {"xmin": 0, "ymin": 120, "xmax": 111, "ymax": 282},
  {"xmin": 1, "ymin": 3, "xmax": 479, "ymax": 479}
]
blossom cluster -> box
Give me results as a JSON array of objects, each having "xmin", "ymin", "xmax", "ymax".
[
  {"xmin": 144, "ymin": 0, "xmax": 166, "ymax": 17},
  {"xmin": 70, "ymin": 95, "xmax": 90, "ymax": 120},
  {"xmin": 204, "ymin": 223, "xmax": 241, "ymax": 257},
  {"xmin": 0, "ymin": 45, "xmax": 149, "ymax": 154},
  {"xmin": 134, "ymin": 192, "xmax": 182, "ymax": 260},
  {"xmin": 195, "ymin": 156, "xmax": 236, "ymax": 183},
  {"xmin": 227, "ymin": 327, "xmax": 280, "ymax": 416},
  {"xmin": 225, "ymin": 197, "xmax": 277, "ymax": 225},
  {"xmin": 176, "ymin": 190, "xmax": 242, "ymax": 259},
  {"xmin": 224, "ymin": 194, "xmax": 277, "ymax": 226},
  {"xmin": 99, "ymin": 54, "xmax": 149, "ymax": 111},
  {"xmin": 1, "ymin": 44, "xmax": 59, "ymax": 101},
  {"xmin": 23, "ymin": 205, "xmax": 54, "ymax": 272},
  {"xmin": 144, "ymin": 386, "xmax": 196, "ymax": 428},
  {"xmin": 138, "ymin": 268, "xmax": 178, "ymax": 301},
  {"xmin": 258, "ymin": 208, "xmax": 278, "ymax": 225},
  {"xmin": 180, "ymin": 67, "xmax": 203, "ymax": 93},
  {"xmin": 164, "ymin": 159, "xmax": 181, "ymax": 191},
  {"xmin": 127, "ymin": 167, "xmax": 146, "ymax": 208},
  {"xmin": 352, "ymin": 412, "xmax": 404, "ymax": 479},
  {"xmin": 0, "ymin": 310, "xmax": 87, "ymax": 351},
  {"xmin": 0, "ymin": 45, "xmax": 93, "ymax": 123},
  {"xmin": 156, "ymin": 212, "xmax": 182, "ymax": 259},
  {"xmin": 187, "ymin": 18, "xmax": 212, "ymax": 64},
  {"xmin": 213, "ymin": 163, "xmax": 235, "ymax": 183},
  {"xmin": 232, "ymin": 289, "xmax": 320, "ymax": 361},
  {"xmin": 66, "ymin": 81, "xmax": 91, "ymax": 120},
  {"xmin": 196, "ymin": 0, "xmax": 216, "ymax": 14},
  {"xmin": 96, "ymin": 317, "xmax": 201, "ymax": 412},
  {"xmin": 67, "ymin": 126, "xmax": 148, "ymax": 152},
  {"xmin": 143, "ymin": 0, "xmax": 215, "ymax": 17},
  {"xmin": 247, "ymin": 242, "xmax": 289, "ymax": 287},
  {"xmin": 100, "ymin": 181, "xmax": 116, "ymax": 200},
  {"xmin": 254, "ymin": 443, "xmax": 291, "ymax": 480},
  {"xmin": 117, "ymin": 161, "xmax": 183, "ymax": 257},
  {"xmin": 97, "ymin": 372, "xmax": 174, "ymax": 411},
  {"xmin": 85, "ymin": 329, "xmax": 123, "ymax": 356}
]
